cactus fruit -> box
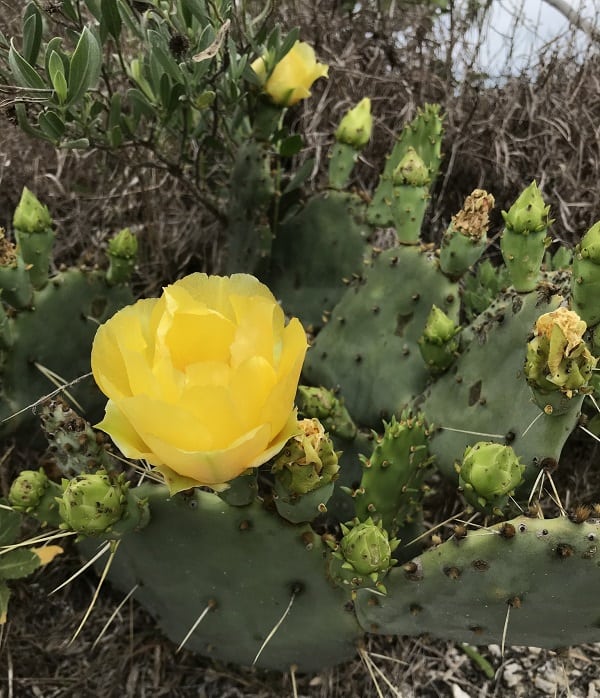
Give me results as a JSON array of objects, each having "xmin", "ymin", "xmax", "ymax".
[
  {"xmin": 500, "ymin": 181, "xmax": 552, "ymax": 292},
  {"xmin": 524, "ymin": 307, "xmax": 597, "ymax": 415},
  {"xmin": 418, "ymin": 305, "xmax": 461, "ymax": 374},
  {"xmin": 390, "ymin": 147, "xmax": 431, "ymax": 244},
  {"xmin": 329, "ymin": 97, "xmax": 372, "ymax": 189},
  {"xmin": 328, "ymin": 517, "xmax": 400, "ymax": 594},
  {"xmin": 457, "ymin": 442, "xmax": 525, "ymax": 514},
  {"xmin": 439, "ymin": 189, "xmax": 494, "ymax": 278},
  {"xmin": 271, "ymin": 418, "xmax": 340, "ymax": 523}
]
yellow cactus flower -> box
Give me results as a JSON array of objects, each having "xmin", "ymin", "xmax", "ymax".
[
  {"xmin": 251, "ymin": 41, "xmax": 328, "ymax": 107},
  {"xmin": 91, "ymin": 274, "xmax": 308, "ymax": 493}
]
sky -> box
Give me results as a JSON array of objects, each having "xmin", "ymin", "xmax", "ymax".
[{"xmin": 469, "ymin": 0, "xmax": 599, "ymax": 77}]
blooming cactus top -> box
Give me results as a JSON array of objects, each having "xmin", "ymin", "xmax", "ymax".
[{"xmin": 91, "ymin": 273, "xmax": 308, "ymax": 492}]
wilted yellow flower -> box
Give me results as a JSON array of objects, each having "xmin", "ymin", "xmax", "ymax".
[
  {"xmin": 91, "ymin": 274, "xmax": 307, "ymax": 493},
  {"xmin": 251, "ymin": 41, "xmax": 328, "ymax": 106}
]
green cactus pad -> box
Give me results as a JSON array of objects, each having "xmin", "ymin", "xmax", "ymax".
[
  {"xmin": 355, "ymin": 514, "xmax": 600, "ymax": 648},
  {"xmin": 267, "ymin": 191, "xmax": 369, "ymax": 329},
  {"xmin": 304, "ymin": 245, "xmax": 459, "ymax": 426},
  {"xmin": 0, "ymin": 269, "xmax": 132, "ymax": 438},
  {"xmin": 79, "ymin": 485, "xmax": 363, "ymax": 671},
  {"xmin": 418, "ymin": 279, "xmax": 579, "ymax": 485},
  {"xmin": 367, "ymin": 104, "xmax": 443, "ymax": 228}
]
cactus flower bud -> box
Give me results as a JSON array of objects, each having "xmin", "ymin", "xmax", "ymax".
[
  {"xmin": 524, "ymin": 308, "xmax": 597, "ymax": 413},
  {"xmin": 272, "ymin": 418, "xmax": 339, "ymax": 495},
  {"xmin": 9, "ymin": 469, "xmax": 49, "ymax": 510},
  {"xmin": 418, "ymin": 305, "xmax": 460, "ymax": 374},
  {"xmin": 13, "ymin": 188, "xmax": 52, "ymax": 234},
  {"xmin": 108, "ymin": 228, "xmax": 138, "ymax": 259},
  {"xmin": 57, "ymin": 471, "xmax": 128, "ymax": 536},
  {"xmin": 335, "ymin": 98, "xmax": 372, "ymax": 149},
  {"xmin": 458, "ymin": 442, "xmax": 525, "ymax": 514},
  {"xmin": 392, "ymin": 147, "xmax": 430, "ymax": 187},
  {"xmin": 296, "ymin": 386, "xmax": 357, "ymax": 440},
  {"xmin": 329, "ymin": 517, "xmax": 399, "ymax": 594},
  {"xmin": 500, "ymin": 182, "xmax": 552, "ymax": 291},
  {"xmin": 501, "ymin": 181, "xmax": 551, "ymax": 235},
  {"xmin": 106, "ymin": 228, "xmax": 138, "ymax": 285},
  {"xmin": 251, "ymin": 41, "xmax": 328, "ymax": 107}
]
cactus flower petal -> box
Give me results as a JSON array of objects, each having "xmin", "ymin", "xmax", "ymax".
[{"xmin": 92, "ymin": 274, "xmax": 307, "ymax": 491}]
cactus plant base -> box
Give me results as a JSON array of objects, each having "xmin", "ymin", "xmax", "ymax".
[
  {"xmin": 80, "ymin": 484, "xmax": 363, "ymax": 672},
  {"xmin": 79, "ymin": 484, "xmax": 600, "ymax": 673}
]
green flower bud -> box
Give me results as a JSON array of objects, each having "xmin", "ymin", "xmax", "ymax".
[
  {"xmin": 108, "ymin": 228, "xmax": 138, "ymax": 259},
  {"xmin": 296, "ymin": 386, "xmax": 357, "ymax": 440},
  {"xmin": 392, "ymin": 147, "xmax": 430, "ymax": 187},
  {"xmin": 13, "ymin": 187, "xmax": 52, "ymax": 234},
  {"xmin": 458, "ymin": 442, "xmax": 525, "ymax": 513},
  {"xmin": 272, "ymin": 418, "xmax": 339, "ymax": 495},
  {"xmin": 418, "ymin": 306, "xmax": 460, "ymax": 374},
  {"xmin": 500, "ymin": 181, "xmax": 551, "ymax": 235},
  {"xmin": 106, "ymin": 228, "xmax": 137, "ymax": 285},
  {"xmin": 422, "ymin": 305, "xmax": 459, "ymax": 344},
  {"xmin": 57, "ymin": 471, "xmax": 128, "ymax": 536},
  {"xmin": 524, "ymin": 308, "xmax": 596, "ymax": 412},
  {"xmin": 9, "ymin": 469, "xmax": 49, "ymax": 510},
  {"xmin": 335, "ymin": 97, "xmax": 372, "ymax": 149},
  {"xmin": 328, "ymin": 517, "xmax": 399, "ymax": 594}
]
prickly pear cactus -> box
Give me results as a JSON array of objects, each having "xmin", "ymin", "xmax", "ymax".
[{"xmin": 7, "ymin": 104, "xmax": 600, "ymax": 674}]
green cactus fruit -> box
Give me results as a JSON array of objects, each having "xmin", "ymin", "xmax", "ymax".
[
  {"xmin": 335, "ymin": 98, "xmax": 372, "ymax": 148},
  {"xmin": 13, "ymin": 187, "xmax": 54, "ymax": 290},
  {"xmin": 328, "ymin": 517, "xmax": 399, "ymax": 594},
  {"xmin": 106, "ymin": 228, "xmax": 138, "ymax": 285},
  {"xmin": 57, "ymin": 470, "xmax": 128, "ymax": 535},
  {"xmin": 524, "ymin": 307, "xmax": 597, "ymax": 415},
  {"xmin": 330, "ymin": 98, "xmax": 372, "ymax": 188},
  {"xmin": 40, "ymin": 398, "xmax": 116, "ymax": 476},
  {"xmin": 354, "ymin": 412, "xmax": 431, "ymax": 535},
  {"xmin": 272, "ymin": 418, "xmax": 340, "ymax": 523},
  {"xmin": 457, "ymin": 442, "xmax": 525, "ymax": 514},
  {"xmin": 12, "ymin": 187, "xmax": 52, "ymax": 234},
  {"xmin": 8, "ymin": 469, "xmax": 49, "ymax": 510},
  {"xmin": 439, "ymin": 189, "xmax": 494, "ymax": 278},
  {"xmin": 8, "ymin": 470, "xmax": 63, "ymax": 527},
  {"xmin": 571, "ymin": 221, "xmax": 600, "ymax": 327},
  {"xmin": 500, "ymin": 182, "xmax": 552, "ymax": 292},
  {"xmin": 390, "ymin": 148, "xmax": 430, "ymax": 244},
  {"xmin": 418, "ymin": 305, "xmax": 461, "ymax": 374},
  {"xmin": 296, "ymin": 386, "xmax": 357, "ymax": 440}
]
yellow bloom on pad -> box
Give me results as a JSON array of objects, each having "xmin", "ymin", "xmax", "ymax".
[
  {"xmin": 251, "ymin": 41, "xmax": 328, "ymax": 107},
  {"xmin": 92, "ymin": 273, "xmax": 308, "ymax": 493}
]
